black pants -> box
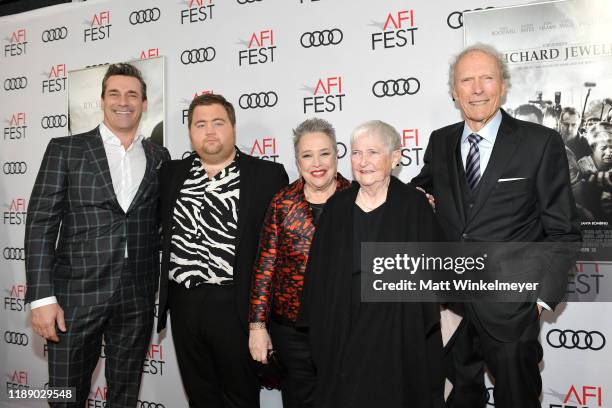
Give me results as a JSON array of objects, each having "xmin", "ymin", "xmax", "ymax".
[
  {"xmin": 48, "ymin": 260, "xmax": 153, "ymax": 408},
  {"xmin": 445, "ymin": 306, "xmax": 543, "ymax": 408},
  {"xmin": 169, "ymin": 282, "xmax": 260, "ymax": 408},
  {"xmin": 269, "ymin": 318, "xmax": 317, "ymax": 408}
]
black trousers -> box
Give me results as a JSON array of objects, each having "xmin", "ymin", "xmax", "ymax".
[
  {"xmin": 269, "ymin": 318, "xmax": 316, "ymax": 408},
  {"xmin": 169, "ymin": 282, "xmax": 260, "ymax": 408},
  {"xmin": 48, "ymin": 260, "xmax": 153, "ymax": 408},
  {"xmin": 445, "ymin": 305, "xmax": 543, "ymax": 408}
]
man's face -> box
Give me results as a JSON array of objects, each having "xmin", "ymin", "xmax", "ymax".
[
  {"xmin": 189, "ymin": 104, "xmax": 236, "ymax": 164},
  {"xmin": 593, "ymin": 140, "xmax": 612, "ymax": 170},
  {"xmin": 452, "ymin": 51, "xmax": 507, "ymax": 132},
  {"xmin": 101, "ymin": 75, "xmax": 147, "ymax": 136},
  {"xmin": 560, "ymin": 112, "xmax": 580, "ymax": 142}
]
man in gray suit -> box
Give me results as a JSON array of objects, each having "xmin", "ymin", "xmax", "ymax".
[{"xmin": 25, "ymin": 63, "xmax": 169, "ymax": 407}]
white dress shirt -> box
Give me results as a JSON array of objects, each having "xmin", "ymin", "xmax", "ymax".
[{"xmin": 30, "ymin": 124, "xmax": 146, "ymax": 309}]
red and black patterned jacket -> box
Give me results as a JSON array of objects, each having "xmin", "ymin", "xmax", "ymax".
[{"xmin": 249, "ymin": 174, "xmax": 351, "ymax": 324}]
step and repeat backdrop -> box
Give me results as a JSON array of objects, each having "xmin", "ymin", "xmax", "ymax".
[{"xmin": 1, "ymin": 0, "xmax": 610, "ymax": 407}]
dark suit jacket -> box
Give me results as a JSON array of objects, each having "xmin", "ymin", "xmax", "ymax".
[
  {"xmin": 156, "ymin": 151, "xmax": 288, "ymax": 332},
  {"xmin": 411, "ymin": 110, "xmax": 581, "ymax": 341},
  {"xmin": 25, "ymin": 127, "xmax": 170, "ymax": 307}
]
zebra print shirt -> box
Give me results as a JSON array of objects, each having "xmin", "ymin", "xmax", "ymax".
[{"xmin": 169, "ymin": 153, "xmax": 240, "ymax": 288}]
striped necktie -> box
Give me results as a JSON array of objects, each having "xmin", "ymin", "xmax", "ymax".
[{"xmin": 465, "ymin": 133, "xmax": 483, "ymax": 190}]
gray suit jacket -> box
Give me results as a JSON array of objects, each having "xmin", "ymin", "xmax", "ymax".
[{"xmin": 25, "ymin": 127, "xmax": 170, "ymax": 307}]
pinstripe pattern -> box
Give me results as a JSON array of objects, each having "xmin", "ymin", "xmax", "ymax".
[
  {"xmin": 24, "ymin": 126, "xmax": 169, "ymax": 407},
  {"xmin": 465, "ymin": 133, "xmax": 483, "ymax": 190}
]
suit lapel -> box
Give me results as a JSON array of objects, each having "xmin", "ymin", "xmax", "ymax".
[
  {"xmin": 83, "ymin": 127, "xmax": 122, "ymax": 211},
  {"xmin": 127, "ymin": 138, "xmax": 155, "ymax": 214},
  {"xmin": 445, "ymin": 125, "xmax": 466, "ymax": 226},
  {"xmin": 467, "ymin": 111, "xmax": 521, "ymax": 223},
  {"xmin": 236, "ymin": 152, "xmax": 256, "ymax": 249}
]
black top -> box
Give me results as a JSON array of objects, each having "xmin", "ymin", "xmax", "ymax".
[
  {"xmin": 299, "ymin": 177, "xmax": 445, "ymax": 408},
  {"xmin": 308, "ymin": 202, "xmax": 325, "ymax": 226}
]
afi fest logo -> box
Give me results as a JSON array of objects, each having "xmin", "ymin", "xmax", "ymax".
[
  {"xmin": 399, "ymin": 128, "xmax": 424, "ymax": 167},
  {"xmin": 140, "ymin": 48, "xmax": 159, "ymax": 60},
  {"xmin": 250, "ymin": 137, "xmax": 278, "ymax": 162},
  {"xmin": 84, "ymin": 11, "xmax": 111, "ymax": 42},
  {"xmin": 238, "ymin": 29, "xmax": 276, "ymax": 66},
  {"xmin": 370, "ymin": 10, "xmax": 417, "ymax": 50},
  {"xmin": 4, "ymin": 28, "xmax": 27, "ymax": 57},
  {"xmin": 302, "ymin": 76, "xmax": 345, "ymax": 114},
  {"xmin": 142, "ymin": 343, "xmax": 165, "ymax": 376},
  {"xmin": 42, "ymin": 64, "xmax": 66, "ymax": 93},
  {"xmin": 181, "ymin": 90, "xmax": 214, "ymax": 124},
  {"xmin": 180, "ymin": 0, "xmax": 215, "ymax": 24},
  {"xmin": 6, "ymin": 370, "xmax": 28, "ymax": 392},
  {"xmin": 547, "ymin": 385, "xmax": 604, "ymax": 408},
  {"xmin": 568, "ymin": 262, "xmax": 604, "ymax": 296},
  {"xmin": 4, "ymin": 283, "xmax": 27, "ymax": 312},
  {"xmin": 4, "ymin": 112, "xmax": 27, "ymax": 141},
  {"xmin": 4, "ymin": 197, "xmax": 27, "ymax": 225},
  {"xmin": 88, "ymin": 385, "xmax": 107, "ymax": 407}
]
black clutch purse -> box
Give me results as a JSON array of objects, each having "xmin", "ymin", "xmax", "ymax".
[{"xmin": 253, "ymin": 349, "xmax": 286, "ymax": 390}]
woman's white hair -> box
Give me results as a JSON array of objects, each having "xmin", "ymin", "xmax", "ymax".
[{"xmin": 350, "ymin": 120, "xmax": 401, "ymax": 153}]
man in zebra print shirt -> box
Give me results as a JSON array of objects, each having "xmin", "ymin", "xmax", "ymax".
[{"xmin": 157, "ymin": 94, "xmax": 288, "ymax": 407}]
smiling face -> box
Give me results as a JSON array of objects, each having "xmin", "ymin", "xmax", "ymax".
[
  {"xmin": 296, "ymin": 131, "xmax": 337, "ymax": 192},
  {"xmin": 189, "ymin": 103, "xmax": 236, "ymax": 164},
  {"xmin": 101, "ymin": 75, "xmax": 147, "ymax": 138},
  {"xmin": 452, "ymin": 50, "xmax": 507, "ymax": 132},
  {"xmin": 350, "ymin": 132, "xmax": 399, "ymax": 189}
]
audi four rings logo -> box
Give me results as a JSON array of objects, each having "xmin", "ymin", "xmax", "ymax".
[
  {"xmin": 3, "ymin": 247, "xmax": 25, "ymax": 261},
  {"xmin": 300, "ymin": 29, "xmax": 343, "ymax": 48},
  {"xmin": 4, "ymin": 331, "xmax": 29, "ymax": 346},
  {"xmin": 180, "ymin": 47, "xmax": 216, "ymax": 64},
  {"xmin": 129, "ymin": 8, "xmax": 161, "ymax": 25},
  {"xmin": 3, "ymin": 77, "xmax": 28, "ymax": 91},
  {"xmin": 447, "ymin": 8, "xmax": 494, "ymax": 29},
  {"xmin": 236, "ymin": 0, "xmax": 262, "ymax": 4},
  {"xmin": 372, "ymin": 78, "xmax": 421, "ymax": 97},
  {"xmin": 41, "ymin": 115, "xmax": 68, "ymax": 129},
  {"xmin": 41, "ymin": 27, "xmax": 68, "ymax": 42},
  {"xmin": 239, "ymin": 92, "xmax": 278, "ymax": 109},
  {"xmin": 3, "ymin": 162, "xmax": 27, "ymax": 175},
  {"xmin": 137, "ymin": 401, "xmax": 165, "ymax": 408},
  {"xmin": 546, "ymin": 329, "xmax": 606, "ymax": 350}
]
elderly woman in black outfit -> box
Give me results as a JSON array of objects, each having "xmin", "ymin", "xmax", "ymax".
[{"xmin": 299, "ymin": 120, "xmax": 445, "ymax": 408}]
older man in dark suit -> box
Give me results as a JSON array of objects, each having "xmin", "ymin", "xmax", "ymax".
[
  {"xmin": 412, "ymin": 44, "xmax": 581, "ymax": 408},
  {"xmin": 25, "ymin": 63, "xmax": 169, "ymax": 407}
]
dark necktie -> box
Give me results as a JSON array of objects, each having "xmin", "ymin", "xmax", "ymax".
[{"xmin": 465, "ymin": 133, "xmax": 483, "ymax": 190}]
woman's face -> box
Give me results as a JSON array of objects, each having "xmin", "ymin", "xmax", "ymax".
[
  {"xmin": 351, "ymin": 132, "xmax": 399, "ymax": 188},
  {"xmin": 296, "ymin": 131, "xmax": 338, "ymax": 191},
  {"xmin": 592, "ymin": 140, "xmax": 612, "ymax": 170}
]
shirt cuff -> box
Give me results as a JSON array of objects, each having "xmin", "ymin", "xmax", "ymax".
[
  {"xmin": 30, "ymin": 296, "xmax": 58, "ymax": 309},
  {"xmin": 537, "ymin": 299, "xmax": 552, "ymax": 311}
]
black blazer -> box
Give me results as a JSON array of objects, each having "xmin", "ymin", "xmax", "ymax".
[
  {"xmin": 412, "ymin": 110, "xmax": 581, "ymax": 340},
  {"xmin": 299, "ymin": 177, "xmax": 444, "ymax": 408},
  {"xmin": 157, "ymin": 151, "xmax": 288, "ymax": 332},
  {"xmin": 25, "ymin": 127, "xmax": 170, "ymax": 307}
]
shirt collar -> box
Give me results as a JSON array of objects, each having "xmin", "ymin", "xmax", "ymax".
[
  {"xmin": 99, "ymin": 122, "xmax": 144, "ymax": 148},
  {"xmin": 461, "ymin": 109, "xmax": 502, "ymax": 145}
]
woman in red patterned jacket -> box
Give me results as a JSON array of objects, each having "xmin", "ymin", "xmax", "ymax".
[{"xmin": 249, "ymin": 118, "xmax": 350, "ymax": 407}]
